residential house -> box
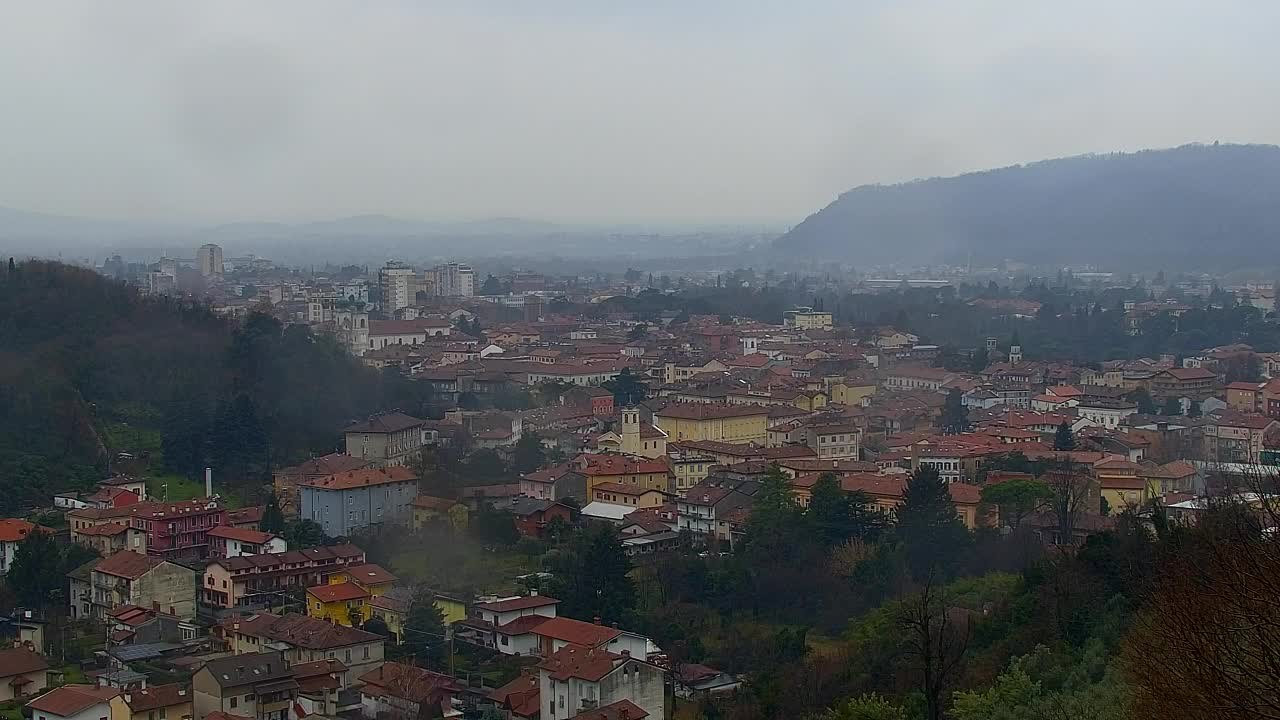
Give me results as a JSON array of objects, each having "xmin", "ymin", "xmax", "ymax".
[
  {"xmin": 457, "ymin": 594, "xmax": 562, "ymax": 655},
  {"xmin": 67, "ymin": 499, "xmax": 227, "ymax": 561},
  {"xmin": 68, "ymin": 551, "xmax": 197, "ymax": 622},
  {"xmin": 589, "ymin": 483, "xmax": 668, "ymax": 510},
  {"xmin": 343, "ymin": 413, "xmax": 427, "ymax": 467},
  {"xmin": 674, "ymin": 665, "xmax": 741, "ymax": 699},
  {"xmin": 358, "ymin": 662, "xmax": 464, "ymax": 720},
  {"xmin": 0, "ymin": 647, "xmax": 48, "ymax": 702},
  {"xmin": 654, "ymin": 403, "xmax": 769, "ymax": 444},
  {"xmin": 307, "ymin": 583, "xmax": 370, "ymax": 627},
  {"xmin": 578, "ymin": 455, "xmax": 674, "ymax": 497},
  {"xmin": 676, "ymin": 477, "xmax": 759, "ymax": 544},
  {"xmin": 1225, "ymin": 381, "xmax": 1265, "ymax": 413},
  {"xmin": 98, "ymin": 475, "xmax": 148, "ymax": 501},
  {"xmin": 505, "ymin": 498, "xmax": 575, "ymax": 539},
  {"xmin": 26, "ymin": 685, "xmax": 119, "ymax": 720},
  {"xmin": 411, "ymin": 495, "xmax": 470, "ymax": 531},
  {"xmin": 206, "ymin": 527, "xmax": 286, "ymax": 559},
  {"xmin": 201, "ymin": 544, "xmax": 366, "ymax": 610},
  {"xmin": 489, "ymin": 671, "xmax": 541, "ymax": 720},
  {"xmin": 223, "ymin": 612, "xmax": 384, "ymax": 683},
  {"xmin": 308, "ymin": 563, "xmax": 398, "ymax": 626},
  {"xmin": 291, "ymin": 659, "xmax": 347, "ymax": 717},
  {"xmin": 519, "ymin": 465, "xmax": 588, "ymax": 504},
  {"xmin": 273, "ymin": 454, "xmax": 368, "ymax": 516},
  {"xmin": 108, "ymin": 684, "xmax": 193, "ymax": 720},
  {"xmin": 1, "ymin": 519, "xmax": 48, "ymax": 576},
  {"xmin": 1150, "ymin": 367, "xmax": 1217, "ymax": 401},
  {"xmin": 1094, "ymin": 458, "xmax": 1156, "ymax": 512},
  {"xmin": 71, "ymin": 523, "xmax": 147, "ymax": 557},
  {"xmin": 841, "ymin": 473, "xmax": 986, "ymax": 530},
  {"xmin": 1203, "ymin": 412, "xmax": 1279, "ymax": 464},
  {"xmin": 525, "ymin": 364, "xmax": 624, "ymax": 387},
  {"xmin": 192, "ymin": 652, "xmax": 296, "ymax": 720},
  {"xmin": 299, "ymin": 467, "xmax": 419, "ymax": 537},
  {"xmin": 802, "ymin": 422, "xmax": 862, "ymax": 460},
  {"xmin": 538, "ymin": 644, "xmax": 666, "ymax": 720}
]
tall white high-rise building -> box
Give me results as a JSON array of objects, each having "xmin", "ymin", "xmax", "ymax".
[
  {"xmin": 428, "ymin": 262, "xmax": 475, "ymax": 297},
  {"xmin": 196, "ymin": 244, "xmax": 224, "ymax": 278},
  {"xmin": 379, "ymin": 261, "xmax": 416, "ymax": 312}
]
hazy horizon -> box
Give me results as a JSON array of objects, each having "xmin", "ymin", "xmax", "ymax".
[{"xmin": 4, "ymin": 1, "xmax": 1280, "ymax": 225}]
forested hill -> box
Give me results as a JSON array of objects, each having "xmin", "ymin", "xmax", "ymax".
[
  {"xmin": 0, "ymin": 261, "xmax": 420, "ymax": 515},
  {"xmin": 777, "ymin": 143, "xmax": 1280, "ymax": 267}
]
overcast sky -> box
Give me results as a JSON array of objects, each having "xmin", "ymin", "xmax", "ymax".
[{"xmin": 2, "ymin": 1, "xmax": 1278, "ymax": 225}]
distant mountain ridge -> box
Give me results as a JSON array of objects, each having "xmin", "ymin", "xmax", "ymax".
[{"xmin": 776, "ymin": 143, "xmax": 1280, "ymax": 267}]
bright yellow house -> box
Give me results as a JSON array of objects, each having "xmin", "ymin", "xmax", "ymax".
[
  {"xmin": 307, "ymin": 582, "xmax": 371, "ymax": 626},
  {"xmin": 654, "ymin": 403, "xmax": 768, "ymax": 444},
  {"xmin": 307, "ymin": 562, "xmax": 399, "ymax": 626}
]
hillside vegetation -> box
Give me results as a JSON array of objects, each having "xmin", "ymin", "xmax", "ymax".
[
  {"xmin": 778, "ymin": 143, "xmax": 1280, "ymax": 267},
  {"xmin": 0, "ymin": 261, "xmax": 419, "ymax": 514}
]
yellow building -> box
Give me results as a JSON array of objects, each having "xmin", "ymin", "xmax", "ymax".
[
  {"xmin": 109, "ymin": 684, "xmax": 193, "ymax": 720},
  {"xmin": 411, "ymin": 495, "xmax": 469, "ymax": 531},
  {"xmin": 783, "ymin": 308, "xmax": 834, "ymax": 330},
  {"xmin": 307, "ymin": 563, "xmax": 399, "ymax": 626},
  {"xmin": 433, "ymin": 593, "xmax": 468, "ymax": 625},
  {"xmin": 307, "ymin": 582, "xmax": 371, "ymax": 626},
  {"xmin": 1094, "ymin": 458, "xmax": 1157, "ymax": 512},
  {"xmin": 828, "ymin": 377, "xmax": 877, "ymax": 407},
  {"xmin": 579, "ymin": 454, "xmax": 674, "ymax": 497},
  {"xmin": 654, "ymin": 403, "xmax": 768, "ymax": 444},
  {"xmin": 590, "ymin": 482, "xmax": 668, "ymax": 509}
]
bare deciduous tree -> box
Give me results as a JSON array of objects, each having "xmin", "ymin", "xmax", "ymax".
[{"xmin": 897, "ymin": 570, "xmax": 971, "ymax": 720}]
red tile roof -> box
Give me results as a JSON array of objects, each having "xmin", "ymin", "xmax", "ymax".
[
  {"xmin": 27, "ymin": 685, "xmax": 119, "ymax": 716},
  {"xmin": 94, "ymin": 551, "xmax": 165, "ymax": 580},
  {"xmin": 302, "ymin": 467, "xmax": 417, "ymax": 490},
  {"xmin": 580, "ymin": 454, "xmax": 670, "ymax": 476},
  {"xmin": 532, "ymin": 617, "xmax": 622, "ymax": 648},
  {"xmin": 570, "ymin": 699, "xmax": 649, "ymax": 720},
  {"xmin": 656, "ymin": 403, "xmax": 769, "ymax": 420},
  {"xmin": 538, "ymin": 644, "xmax": 623, "ymax": 682},
  {"xmin": 307, "ymin": 583, "xmax": 369, "ymax": 603},
  {"xmin": 120, "ymin": 684, "xmax": 191, "ymax": 713},
  {"xmin": 0, "ymin": 518, "xmax": 47, "ymax": 542},
  {"xmin": 341, "ymin": 563, "xmax": 398, "ymax": 586},
  {"xmin": 0, "ymin": 647, "xmax": 49, "ymax": 677}
]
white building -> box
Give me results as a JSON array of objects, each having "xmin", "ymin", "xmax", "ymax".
[
  {"xmin": 27, "ymin": 685, "xmax": 119, "ymax": 720},
  {"xmin": 196, "ymin": 244, "xmax": 224, "ymax": 278},
  {"xmin": 379, "ymin": 261, "xmax": 416, "ymax": 312},
  {"xmin": 428, "ymin": 262, "xmax": 475, "ymax": 298},
  {"xmin": 537, "ymin": 645, "xmax": 666, "ymax": 720}
]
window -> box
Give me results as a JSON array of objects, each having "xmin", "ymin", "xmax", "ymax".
[
  {"xmin": 160, "ymin": 710, "xmax": 167, "ymax": 720},
  {"xmin": 345, "ymin": 649, "xmax": 352, "ymax": 663},
  {"xmin": 363, "ymin": 646, "xmax": 370, "ymax": 659},
  {"xmin": 230, "ymin": 698, "xmax": 238, "ymax": 709},
  {"xmin": 501, "ymin": 635, "xmax": 509, "ymax": 645}
]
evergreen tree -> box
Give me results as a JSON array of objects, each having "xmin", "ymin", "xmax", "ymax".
[
  {"xmin": 969, "ymin": 346, "xmax": 989, "ymax": 373},
  {"xmin": 742, "ymin": 465, "xmax": 803, "ymax": 560},
  {"xmin": 1187, "ymin": 399, "xmax": 1202, "ymax": 417},
  {"xmin": 979, "ymin": 478, "xmax": 1051, "ymax": 529},
  {"xmin": 808, "ymin": 473, "xmax": 853, "ymax": 547},
  {"xmin": 547, "ymin": 524, "xmax": 635, "ymax": 624},
  {"xmin": 403, "ymin": 586, "xmax": 448, "ymax": 669},
  {"xmin": 261, "ymin": 493, "xmax": 286, "ymax": 534},
  {"xmin": 1161, "ymin": 396, "xmax": 1184, "ymax": 416},
  {"xmin": 1053, "ymin": 421, "xmax": 1077, "ymax": 451},
  {"xmin": 603, "ymin": 368, "xmax": 648, "ymax": 406},
  {"xmin": 895, "ymin": 467, "xmax": 969, "ymax": 580},
  {"xmin": 511, "ymin": 433, "xmax": 546, "ymax": 475},
  {"xmin": 936, "ymin": 388, "xmax": 970, "ymax": 434},
  {"xmin": 8, "ymin": 530, "xmax": 99, "ymax": 608},
  {"xmin": 1129, "ymin": 387, "xmax": 1157, "ymax": 415}
]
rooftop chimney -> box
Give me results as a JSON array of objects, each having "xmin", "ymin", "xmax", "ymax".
[
  {"xmin": 205, "ymin": 467, "xmax": 212, "ymax": 498},
  {"xmin": 593, "ymin": 616, "xmax": 601, "ymax": 625}
]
